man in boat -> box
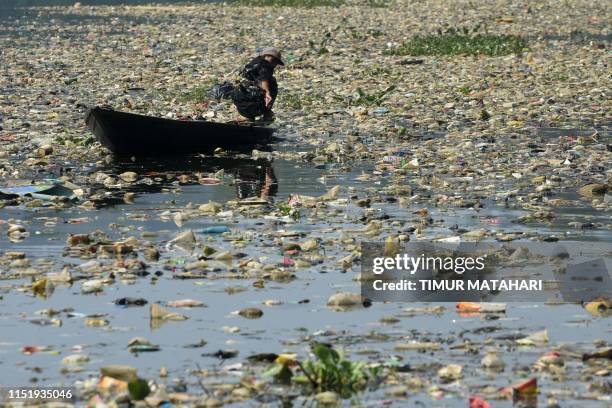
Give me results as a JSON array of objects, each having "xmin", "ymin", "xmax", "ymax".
[{"xmin": 212, "ymin": 47, "xmax": 284, "ymax": 122}]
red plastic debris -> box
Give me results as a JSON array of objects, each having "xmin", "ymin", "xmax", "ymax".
[
  {"xmin": 469, "ymin": 396, "xmax": 491, "ymax": 408},
  {"xmin": 21, "ymin": 346, "xmax": 43, "ymax": 354},
  {"xmin": 500, "ymin": 377, "xmax": 538, "ymax": 401}
]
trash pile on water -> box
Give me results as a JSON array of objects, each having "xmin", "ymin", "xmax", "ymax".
[{"xmin": 0, "ymin": 0, "xmax": 610, "ymax": 406}]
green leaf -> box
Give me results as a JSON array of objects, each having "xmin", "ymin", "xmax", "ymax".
[
  {"xmin": 292, "ymin": 374, "xmax": 310, "ymax": 384},
  {"xmin": 263, "ymin": 363, "xmax": 284, "ymax": 377},
  {"xmin": 128, "ymin": 378, "xmax": 150, "ymax": 401},
  {"xmin": 313, "ymin": 343, "xmax": 339, "ymax": 366}
]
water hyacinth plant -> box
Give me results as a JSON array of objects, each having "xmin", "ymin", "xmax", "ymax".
[
  {"xmin": 351, "ymin": 85, "xmax": 396, "ymax": 107},
  {"xmin": 232, "ymin": 0, "xmax": 346, "ymax": 7},
  {"xmin": 387, "ymin": 25, "xmax": 528, "ymax": 56},
  {"xmin": 265, "ymin": 343, "xmax": 382, "ymax": 398}
]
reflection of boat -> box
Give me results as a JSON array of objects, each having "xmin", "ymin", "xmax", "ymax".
[
  {"xmin": 108, "ymin": 155, "xmax": 277, "ymax": 200},
  {"xmin": 85, "ymin": 107, "xmax": 275, "ymax": 155}
]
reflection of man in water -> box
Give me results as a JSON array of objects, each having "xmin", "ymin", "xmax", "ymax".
[{"xmin": 235, "ymin": 159, "xmax": 277, "ymax": 199}]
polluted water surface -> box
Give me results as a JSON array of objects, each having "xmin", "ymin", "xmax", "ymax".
[{"xmin": 0, "ymin": 0, "xmax": 611, "ymax": 406}]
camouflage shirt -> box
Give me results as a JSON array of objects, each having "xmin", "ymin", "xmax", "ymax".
[{"xmin": 240, "ymin": 56, "xmax": 275, "ymax": 83}]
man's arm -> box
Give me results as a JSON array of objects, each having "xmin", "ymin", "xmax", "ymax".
[{"xmin": 260, "ymin": 80, "xmax": 273, "ymax": 107}]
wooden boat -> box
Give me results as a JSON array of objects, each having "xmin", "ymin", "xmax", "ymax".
[{"xmin": 85, "ymin": 106, "xmax": 275, "ymax": 155}]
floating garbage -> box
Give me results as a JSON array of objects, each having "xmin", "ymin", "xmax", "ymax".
[
  {"xmin": 394, "ymin": 341, "xmax": 441, "ymax": 351},
  {"xmin": 169, "ymin": 230, "xmax": 197, "ymax": 251},
  {"xmin": 129, "ymin": 343, "xmax": 161, "ymax": 353},
  {"xmin": 582, "ymin": 347, "xmax": 612, "ymax": 362},
  {"xmin": 481, "ymin": 351, "xmax": 505, "ymax": 371},
  {"xmin": 21, "ymin": 345, "xmax": 52, "ymax": 355},
  {"xmin": 327, "ymin": 292, "xmax": 370, "ymax": 311},
  {"xmin": 114, "ymin": 297, "xmax": 148, "ymax": 307},
  {"xmin": 584, "ymin": 298, "xmax": 612, "ymax": 317},
  {"xmin": 199, "ymin": 201, "xmax": 223, "ymax": 214},
  {"xmin": 0, "ymin": 0, "xmax": 610, "ymax": 406},
  {"xmin": 167, "ymin": 299, "xmax": 206, "ymax": 308},
  {"xmin": 0, "ymin": 180, "xmax": 83, "ymax": 202},
  {"xmin": 200, "ymin": 225, "xmax": 231, "ymax": 234},
  {"xmin": 469, "ymin": 396, "xmax": 491, "ymax": 408},
  {"xmin": 81, "ymin": 279, "xmax": 105, "ymax": 294},
  {"xmin": 533, "ymin": 350, "xmax": 565, "ymax": 374},
  {"xmin": 7, "ymin": 224, "xmax": 28, "ymax": 242},
  {"xmin": 100, "ymin": 365, "xmax": 138, "ymax": 383},
  {"xmin": 456, "ymin": 302, "xmax": 506, "ymax": 313},
  {"xmin": 150, "ymin": 304, "xmax": 188, "ymax": 328},
  {"xmin": 516, "ymin": 330, "xmax": 549, "ymax": 347},
  {"xmin": 203, "ymin": 349, "xmax": 239, "ymax": 359},
  {"xmin": 500, "ymin": 378, "xmax": 538, "ymax": 401},
  {"xmin": 437, "ymin": 364, "xmax": 463, "ymax": 382},
  {"xmin": 237, "ymin": 307, "xmax": 263, "ymax": 319},
  {"xmin": 62, "ymin": 354, "xmax": 90, "ymax": 366}
]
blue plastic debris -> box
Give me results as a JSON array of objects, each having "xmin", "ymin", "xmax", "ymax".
[
  {"xmin": 0, "ymin": 180, "xmax": 81, "ymax": 201},
  {"xmin": 200, "ymin": 226, "xmax": 231, "ymax": 234},
  {"xmin": 373, "ymin": 107, "xmax": 389, "ymax": 114}
]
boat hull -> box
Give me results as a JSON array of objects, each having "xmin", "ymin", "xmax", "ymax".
[{"xmin": 85, "ymin": 107, "xmax": 275, "ymax": 155}]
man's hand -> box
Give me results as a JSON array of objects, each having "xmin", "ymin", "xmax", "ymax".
[{"xmin": 264, "ymin": 92, "xmax": 273, "ymax": 108}]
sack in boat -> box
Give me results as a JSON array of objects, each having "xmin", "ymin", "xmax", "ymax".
[
  {"xmin": 211, "ymin": 79, "xmax": 271, "ymax": 120},
  {"xmin": 210, "ymin": 81, "xmax": 236, "ymax": 101}
]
